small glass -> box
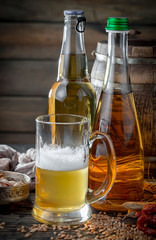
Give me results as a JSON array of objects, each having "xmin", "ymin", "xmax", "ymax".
[{"xmin": 32, "ymin": 114, "xmax": 116, "ymax": 225}]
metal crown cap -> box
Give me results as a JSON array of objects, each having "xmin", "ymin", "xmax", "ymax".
[
  {"xmin": 64, "ymin": 10, "xmax": 84, "ymax": 16},
  {"xmin": 105, "ymin": 17, "xmax": 130, "ymax": 31}
]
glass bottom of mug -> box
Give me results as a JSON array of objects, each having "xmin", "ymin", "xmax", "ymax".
[{"xmin": 32, "ymin": 203, "xmax": 92, "ymax": 225}]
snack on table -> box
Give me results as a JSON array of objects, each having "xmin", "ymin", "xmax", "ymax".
[
  {"xmin": 0, "ymin": 172, "xmax": 24, "ymax": 187},
  {"xmin": 136, "ymin": 203, "xmax": 156, "ymax": 236},
  {"xmin": 0, "ymin": 170, "xmax": 30, "ymax": 205}
]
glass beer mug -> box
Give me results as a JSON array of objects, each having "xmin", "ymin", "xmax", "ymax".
[{"xmin": 33, "ymin": 114, "xmax": 116, "ymax": 225}]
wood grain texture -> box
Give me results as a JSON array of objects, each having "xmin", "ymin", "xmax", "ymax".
[
  {"xmin": 0, "ymin": 0, "xmax": 155, "ymax": 25},
  {"xmin": 134, "ymin": 91, "xmax": 155, "ymax": 156},
  {"xmin": 0, "ymin": 191, "xmax": 150, "ymax": 240},
  {"xmin": 0, "ymin": 23, "xmax": 156, "ymax": 60},
  {"xmin": 0, "ymin": 0, "xmax": 155, "ymax": 156},
  {"xmin": 0, "ymin": 133, "xmax": 35, "ymax": 144},
  {"xmin": 131, "ymin": 46, "xmax": 153, "ymax": 57},
  {"xmin": 0, "ymin": 60, "xmax": 57, "ymax": 96},
  {"xmin": 0, "ymin": 90, "xmax": 154, "ymax": 156},
  {"xmin": 0, "ymin": 97, "xmax": 48, "ymax": 132},
  {"xmin": 130, "ymin": 65, "xmax": 155, "ymax": 84},
  {"xmin": 0, "ymin": 60, "xmax": 94, "ymax": 96},
  {"xmin": 0, "ymin": 23, "xmax": 107, "ymax": 60},
  {"xmin": 0, "ymin": 60, "xmax": 155, "ymax": 96}
]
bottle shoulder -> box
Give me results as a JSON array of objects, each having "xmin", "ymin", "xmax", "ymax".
[{"xmin": 49, "ymin": 79, "xmax": 96, "ymax": 98}]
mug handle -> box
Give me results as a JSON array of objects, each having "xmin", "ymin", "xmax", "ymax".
[{"xmin": 87, "ymin": 131, "xmax": 116, "ymax": 204}]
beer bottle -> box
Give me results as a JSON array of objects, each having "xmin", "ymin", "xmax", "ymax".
[
  {"xmin": 89, "ymin": 17, "xmax": 144, "ymax": 211},
  {"xmin": 48, "ymin": 10, "xmax": 96, "ymax": 131}
]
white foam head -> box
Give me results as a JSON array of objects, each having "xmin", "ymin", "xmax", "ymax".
[{"xmin": 36, "ymin": 145, "xmax": 88, "ymax": 171}]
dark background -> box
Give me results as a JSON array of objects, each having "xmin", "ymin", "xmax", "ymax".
[{"xmin": 0, "ymin": 0, "xmax": 155, "ymax": 156}]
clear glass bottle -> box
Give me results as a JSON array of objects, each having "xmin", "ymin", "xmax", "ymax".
[
  {"xmin": 89, "ymin": 18, "xmax": 144, "ymax": 211},
  {"xmin": 91, "ymin": 41, "xmax": 108, "ymax": 108},
  {"xmin": 48, "ymin": 10, "xmax": 96, "ymax": 131}
]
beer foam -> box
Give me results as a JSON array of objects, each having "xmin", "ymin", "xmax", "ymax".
[{"xmin": 36, "ymin": 145, "xmax": 88, "ymax": 171}]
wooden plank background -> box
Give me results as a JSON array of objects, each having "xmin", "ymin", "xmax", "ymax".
[{"xmin": 0, "ymin": 0, "xmax": 155, "ymax": 157}]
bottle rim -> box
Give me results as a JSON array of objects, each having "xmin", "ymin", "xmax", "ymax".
[
  {"xmin": 36, "ymin": 114, "xmax": 89, "ymax": 125},
  {"xmin": 64, "ymin": 10, "xmax": 84, "ymax": 16}
]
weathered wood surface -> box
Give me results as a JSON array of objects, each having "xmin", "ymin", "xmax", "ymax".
[
  {"xmin": 0, "ymin": 61, "xmax": 155, "ymax": 155},
  {"xmin": 144, "ymin": 157, "xmax": 156, "ymax": 179},
  {"xmin": 1, "ymin": 61, "xmax": 154, "ymax": 96},
  {"xmin": 0, "ymin": 61, "xmax": 57, "ymax": 96},
  {"xmin": 0, "ymin": 192, "xmax": 127, "ymax": 240},
  {"xmin": 0, "ymin": 23, "xmax": 107, "ymax": 60},
  {"xmin": 130, "ymin": 65, "xmax": 155, "ymax": 84},
  {"xmin": 0, "ymin": 133, "xmax": 35, "ymax": 144},
  {"xmin": 0, "ymin": 0, "xmax": 155, "ymax": 156},
  {"xmin": 0, "ymin": 90, "xmax": 155, "ymax": 156},
  {"xmin": 133, "ymin": 91, "xmax": 156, "ymax": 157},
  {"xmin": 0, "ymin": 60, "xmax": 94, "ymax": 96},
  {"xmin": 0, "ymin": 97, "xmax": 47, "ymax": 132},
  {"xmin": 0, "ymin": 189, "xmax": 155, "ymax": 239},
  {"xmin": 0, "ymin": 23, "xmax": 155, "ymax": 60},
  {"xmin": 0, "ymin": 0, "xmax": 156, "ymax": 25},
  {"xmin": 0, "ymin": 144, "xmax": 154, "ymax": 239},
  {"xmin": 0, "ymin": 191, "xmax": 153, "ymax": 240},
  {"xmin": 0, "ymin": 192, "xmax": 60, "ymax": 240}
]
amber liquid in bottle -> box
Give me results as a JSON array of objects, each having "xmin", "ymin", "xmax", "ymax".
[
  {"xmin": 89, "ymin": 90, "xmax": 144, "ymax": 211},
  {"xmin": 48, "ymin": 54, "xmax": 96, "ymax": 131}
]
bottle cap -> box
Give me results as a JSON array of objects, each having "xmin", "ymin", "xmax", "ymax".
[
  {"xmin": 64, "ymin": 10, "xmax": 84, "ymax": 16},
  {"xmin": 105, "ymin": 17, "xmax": 130, "ymax": 31}
]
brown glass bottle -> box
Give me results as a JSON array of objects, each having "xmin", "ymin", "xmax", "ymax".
[
  {"xmin": 89, "ymin": 18, "xmax": 144, "ymax": 211},
  {"xmin": 48, "ymin": 11, "xmax": 96, "ymax": 131}
]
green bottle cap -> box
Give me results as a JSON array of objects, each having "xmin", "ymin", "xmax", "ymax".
[{"xmin": 105, "ymin": 17, "xmax": 130, "ymax": 31}]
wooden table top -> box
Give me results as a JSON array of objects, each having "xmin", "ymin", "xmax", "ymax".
[
  {"xmin": 0, "ymin": 192, "xmax": 125, "ymax": 240},
  {"xmin": 0, "ymin": 144, "xmax": 155, "ymax": 239},
  {"xmin": 0, "ymin": 191, "xmax": 155, "ymax": 240}
]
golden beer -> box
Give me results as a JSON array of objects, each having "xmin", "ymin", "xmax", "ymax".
[
  {"xmin": 48, "ymin": 54, "xmax": 96, "ymax": 132},
  {"xmin": 34, "ymin": 113, "xmax": 116, "ymax": 224},
  {"xmin": 35, "ymin": 166, "xmax": 88, "ymax": 212},
  {"xmin": 35, "ymin": 146, "xmax": 88, "ymax": 213},
  {"xmin": 90, "ymin": 92, "xmax": 144, "ymax": 211}
]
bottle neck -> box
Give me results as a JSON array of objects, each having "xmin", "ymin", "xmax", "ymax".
[
  {"xmin": 57, "ymin": 15, "xmax": 88, "ymax": 81},
  {"xmin": 104, "ymin": 31, "xmax": 131, "ymax": 94}
]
